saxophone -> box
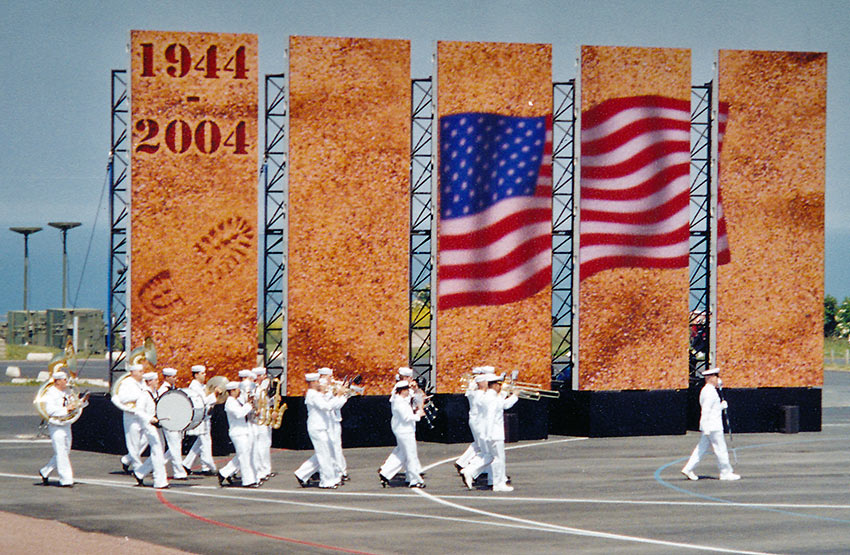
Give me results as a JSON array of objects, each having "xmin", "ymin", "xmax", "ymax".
[{"xmin": 269, "ymin": 377, "xmax": 287, "ymax": 430}]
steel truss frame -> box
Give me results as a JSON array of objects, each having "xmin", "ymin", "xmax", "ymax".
[
  {"xmin": 689, "ymin": 83, "xmax": 712, "ymax": 381},
  {"xmin": 552, "ymin": 81, "xmax": 576, "ymax": 387},
  {"xmin": 409, "ymin": 78, "xmax": 435, "ymax": 390},
  {"xmin": 108, "ymin": 69, "xmax": 130, "ymax": 385},
  {"xmin": 262, "ymin": 74, "xmax": 288, "ymax": 391}
]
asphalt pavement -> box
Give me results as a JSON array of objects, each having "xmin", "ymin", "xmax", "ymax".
[{"xmin": 1, "ymin": 369, "xmax": 850, "ymax": 554}]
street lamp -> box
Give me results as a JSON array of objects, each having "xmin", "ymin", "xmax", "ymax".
[
  {"xmin": 48, "ymin": 222, "xmax": 82, "ymax": 308},
  {"xmin": 9, "ymin": 227, "xmax": 42, "ymax": 311}
]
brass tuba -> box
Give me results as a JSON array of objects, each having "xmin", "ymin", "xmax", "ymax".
[
  {"xmin": 268, "ymin": 376, "xmax": 287, "ymax": 429},
  {"xmin": 34, "ymin": 339, "xmax": 88, "ymax": 425},
  {"xmin": 205, "ymin": 375, "xmax": 229, "ymax": 404},
  {"xmin": 111, "ymin": 337, "xmax": 158, "ymax": 403}
]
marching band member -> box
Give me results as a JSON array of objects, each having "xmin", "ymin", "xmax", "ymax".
[
  {"xmin": 182, "ymin": 365, "xmax": 220, "ymax": 476},
  {"xmin": 156, "ymin": 367, "xmax": 188, "ymax": 480},
  {"xmin": 455, "ymin": 368, "xmax": 489, "ymax": 474},
  {"xmin": 252, "ymin": 367, "xmax": 274, "ymax": 482},
  {"xmin": 462, "ymin": 372, "xmax": 518, "ymax": 492},
  {"xmin": 38, "ymin": 371, "xmax": 87, "ymax": 487},
  {"xmin": 238, "ymin": 369, "xmax": 255, "ymax": 400},
  {"xmin": 320, "ymin": 367, "xmax": 349, "ymax": 481},
  {"xmin": 132, "ymin": 372, "xmax": 169, "ymax": 489},
  {"xmin": 294, "ymin": 373, "xmax": 344, "ymax": 489},
  {"xmin": 380, "ymin": 380, "xmax": 425, "ymax": 488},
  {"xmin": 113, "ymin": 364, "xmax": 147, "ymax": 474},
  {"xmin": 218, "ymin": 382, "xmax": 259, "ymax": 488},
  {"xmin": 378, "ymin": 367, "xmax": 417, "ymax": 484},
  {"xmin": 681, "ymin": 367, "xmax": 740, "ymax": 481}
]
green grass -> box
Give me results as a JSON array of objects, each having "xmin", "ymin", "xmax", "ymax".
[
  {"xmin": 825, "ymin": 336, "xmax": 850, "ymax": 370},
  {"xmin": 5, "ymin": 344, "xmax": 62, "ymax": 360}
]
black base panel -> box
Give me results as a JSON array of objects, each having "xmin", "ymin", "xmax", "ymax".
[
  {"xmin": 549, "ymin": 389, "xmax": 688, "ymax": 437},
  {"xmin": 686, "ymin": 386, "xmax": 822, "ymax": 433}
]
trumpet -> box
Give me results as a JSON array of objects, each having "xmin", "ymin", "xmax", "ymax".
[{"xmin": 331, "ymin": 375, "xmax": 365, "ymax": 397}]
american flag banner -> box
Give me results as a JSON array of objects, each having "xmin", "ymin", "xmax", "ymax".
[
  {"xmin": 717, "ymin": 101, "xmax": 731, "ymax": 265},
  {"xmin": 437, "ymin": 113, "xmax": 552, "ymax": 310},
  {"xmin": 580, "ymin": 95, "xmax": 691, "ymax": 281}
]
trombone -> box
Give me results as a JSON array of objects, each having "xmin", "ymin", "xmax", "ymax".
[{"xmin": 503, "ymin": 372, "xmax": 560, "ymax": 401}]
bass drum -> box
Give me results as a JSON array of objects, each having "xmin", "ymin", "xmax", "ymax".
[{"xmin": 155, "ymin": 388, "xmax": 205, "ymax": 432}]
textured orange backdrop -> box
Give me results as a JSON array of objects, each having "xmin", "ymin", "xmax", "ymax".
[
  {"xmin": 578, "ymin": 46, "xmax": 690, "ymax": 391},
  {"xmin": 716, "ymin": 50, "xmax": 826, "ymax": 388},
  {"xmin": 287, "ymin": 36, "xmax": 411, "ymax": 396},
  {"xmin": 130, "ymin": 30, "xmax": 258, "ymax": 385},
  {"xmin": 435, "ymin": 41, "xmax": 552, "ymax": 393}
]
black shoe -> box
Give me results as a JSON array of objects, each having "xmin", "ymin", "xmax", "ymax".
[
  {"xmin": 200, "ymin": 469, "xmax": 216, "ymax": 477},
  {"xmin": 268, "ymin": 472, "xmax": 277, "ymax": 478},
  {"xmin": 226, "ymin": 475, "xmax": 234, "ymax": 485},
  {"xmin": 171, "ymin": 476, "xmax": 188, "ymax": 481},
  {"xmin": 506, "ymin": 475, "xmax": 512, "ymax": 485},
  {"xmin": 244, "ymin": 482, "xmax": 260, "ymax": 488},
  {"xmin": 295, "ymin": 474, "xmax": 308, "ymax": 488},
  {"xmin": 182, "ymin": 466, "xmax": 193, "ymax": 476},
  {"xmin": 454, "ymin": 462, "xmax": 463, "ymax": 475},
  {"xmin": 122, "ymin": 462, "xmax": 131, "ymax": 474},
  {"xmin": 409, "ymin": 482, "xmax": 425, "ymax": 489},
  {"xmin": 341, "ymin": 473, "xmax": 350, "ymax": 482},
  {"xmin": 39, "ymin": 471, "xmax": 49, "ymax": 486},
  {"xmin": 318, "ymin": 484, "xmax": 338, "ymax": 489},
  {"xmin": 217, "ymin": 472, "xmax": 226, "ymax": 487},
  {"xmin": 378, "ymin": 470, "xmax": 389, "ymax": 488},
  {"xmin": 134, "ymin": 474, "xmax": 145, "ymax": 487}
]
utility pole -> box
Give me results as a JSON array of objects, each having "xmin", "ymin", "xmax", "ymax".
[
  {"xmin": 9, "ymin": 227, "xmax": 42, "ymax": 311},
  {"xmin": 48, "ymin": 222, "xmax": 82, "ymax": 308}
]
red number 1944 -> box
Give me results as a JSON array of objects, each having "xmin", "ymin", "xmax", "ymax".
[{"xmin": 140, "ymin": 43, "xmax": 248, "ymax": 80}]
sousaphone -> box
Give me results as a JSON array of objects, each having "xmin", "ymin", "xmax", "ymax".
[
  {"xmin": 34, "ymin": 338, "xmax": 87, "ymax": 424},
  {"xmin": 111, "ymin": 337, "xmax": 158, "ymax": 399}
]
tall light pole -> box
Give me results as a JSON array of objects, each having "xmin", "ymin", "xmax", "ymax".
[
  {"xmin": 48, "ymin": 222, "xmax": 82, "ymax": 308},
  {"xmin": 9, "ymin": 227, "xmax": 42, "ymax": 311}
]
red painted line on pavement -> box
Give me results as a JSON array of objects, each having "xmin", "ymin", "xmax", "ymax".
[{"xmin": 155, "ymin": 490, "xmax": 378, "ymax": 554}]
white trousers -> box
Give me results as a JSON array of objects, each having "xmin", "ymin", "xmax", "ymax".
[
  {"xmin": 465, "ymin": 439, "xmax": 495, "ymax": 485},
  {"xmin": 682, "ymin": 430, "xmax": 734, "ymax": 476},
  {"xmin": 381, "ymin": 432, "xmax": 422, "ymax": 485},
  {"xmin": 456, "ymin": 422, "xmax": 482, "ymax": 467},
  {"xmin": 134, "ymin": 423, "xmax": 168, "ymax": 488},
  {"xmin": 220, "ymin": 433, "xmax": 257, "ymax": 486},
  {"xmin": 295, "ymin": 429, "xmax": 338, "ymax": 487},
  {"xmin": 41, "ymin": 423, "xmax": 73, "ymax": 486},
  {"xmin": 252, "ymin": 424, "xmax": 271, "ymax": 479},
  {"xmin": 121, "ymin": 412, "xmax": 147, "ymax": 470},
  {"xmin": 161, "ymin": 428, "xmax": 187, "ymax": 478},
  {"xmin": 330, "ymin": 420, "xmax": 346, "ymax": 474},
  {"xmin": 183, "ymin": 428, "xmax": 216, "ymax": 472}
]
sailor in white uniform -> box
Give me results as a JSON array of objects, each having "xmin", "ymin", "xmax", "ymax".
[
  {"xmin": 252, "ymin": 367, "xmax": 273, "ymax": 481},
  {"xmin": 39, "ymin": 371, "xmax": 86, "ymax": 487},
  {"xmin": 182, "ymin": 365, "xmax": 221, "ymax": 475},
  {"xmin": 156, "ymin": 367, "xmax": 188, "ymax": 479},
  {"xmin": 113, "ymin": 364, "xmax": 147, "ymax": 474},
  {"xmin": 681, "ymin": 367, "xmax": 740, "ymax": 481},
  {"xmin": 319, "ymin": 367, "xmax": 349, "ymax": 481},
  {"xmin": 462, "ymin": 372, "xmax": 518, "ymax": 492},
  {"xmin": 381, "ymin": 380, "xmax": 425, "ymax": 488},
  {"xmin": 294, "ymin": 373, "xmax": 345, "ymax": 488},
  {"xmin": 378, "ymin": 367, "xmax": 416, "ymax": 482},
  {"xmin": 218, "ymin": 381, "xmax": 259, "ymax": 487},
  {"xmin": 132, "ymin": 372, "xmax": 169, "ymax": 489},
  {"xmin": 454, "ymin": 367, "xmax": 490, "ymax": 473}
]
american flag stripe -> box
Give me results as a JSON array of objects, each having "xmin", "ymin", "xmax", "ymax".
[
  {"xmin": 438, "ymin": 113, "xmax": 552, "ymax": 309},
  {"xmin": 717, "ymin": 102, "xmax": 731, "ymax": 265},
  {"xmin": 580, "ymin": 95, "xmax": 691, "ymax": 280}
]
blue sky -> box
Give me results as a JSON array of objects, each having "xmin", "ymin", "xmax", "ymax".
[{"xmin": 1, "ymin": 0, "xmax": 849, "ymax": 319}]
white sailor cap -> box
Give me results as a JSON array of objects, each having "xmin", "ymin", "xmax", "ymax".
[
  {"xmin": 238, "ymin": 369, "xmax": 253, "ymax": 379},
  {"xmin": 52, "ymin": 371, "xmax": 68, "ymax": 380},
  {"xmin": 128, "ymin": 364, "xmax": 144, "ymax": 372},
  {"xmin": 471, "ymin": 366, "xmax": 486, "ymax": 374},
  {"xmin": 252, "ymin": 367, "xmax": 267, "ymax": 376},
  {"xmin": 317, "ymin": 367, "xmax": 333, "ymax": 376},
  {"xmin": 479, "ymin": 365, "xmax": 495, "ymax": 374},
  {"xmin": 226, "ymin": 381, "xmax": 240, "ymax": 390},
  {"xmin": 162, "ymin": 367, "xmax": 177, "ymax": 377},
  {"xmin": 191, "ymin": 365, "xmax": 206, "ymax": 374},
  {"xmin": 474, "ymin": 374, "xmax": 489, "ymax": 383},
  {"xmin": 395, "ymin": 380, "xmax": 410, "ymax": 390},
  {"xmin": 701, "ymin": 367, "xmax": 720, "ymax": 376},
  {"xmin": 486, "ymin": 373, "xmax": 504, "ymax": 383},
  {"xmin": 305, "ymin": 372, "xmax": 320, "ymax": 382},
  {"xmin": 397, "ymin": 367, "xmax": 413, "ymax": 377},
  {"xmin": 143, "ymin": 371, "xmax": 158, "ymax": 381}
]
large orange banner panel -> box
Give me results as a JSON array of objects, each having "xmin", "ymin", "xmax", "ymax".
[
  {"xmin": 130, "ymin": 30, "xmax": 259, "ymax": 383},
  {"xmin": 578, "ymin": 46, "xmax": 691, "ymax": 391},
  {"xmin": 716, "ymin": 50, "xmax": 826, "ymax": 388},
  {"xmin": 435, "ymin": 41, "xmax": 552, "ymax": 393},
  {"xmin": 287, "ymin": 36, "xmax": 410, "ymax": 396}
]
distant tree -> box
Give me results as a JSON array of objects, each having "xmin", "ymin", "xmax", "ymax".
[
  {"xmin": 835, "ymin": 297, "xmax": 850, "ymax": 340},
  {"xmin": 825, "ymin": 294, "xmax": 838, "ymax": 337}
]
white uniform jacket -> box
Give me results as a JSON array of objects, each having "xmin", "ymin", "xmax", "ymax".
[
  {"xmin": 479, "ymin": 389, "xmax": 518, "ymax": 441},
  {"xmin": 224, "ymin": 396, "xmax": 254, "ymax": 438},
  {"xmin": 43, "ymin": 386, "xmax": 73, "ymax": 426},
  {"xmin": 186, "ymin": 379, "xmax": 218, "ymax": 435},
  {"xmin": 391, "ymin": 394, "xmax": 420, "ymax": 436},
  {"xmin": 113, "ymin": 376, "xmax": 144, "ymax": 414},
  {"xmin": 698, "ymin": 383, "xmax": 724, "ymax": 433}
]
